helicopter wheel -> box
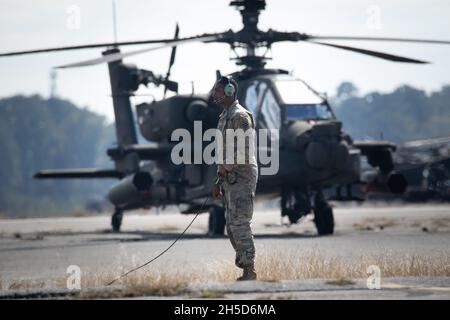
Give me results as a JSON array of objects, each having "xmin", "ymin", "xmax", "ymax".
[
  {"xmin": 111, "ymin": 208, "xmax": 123, "ymax": 232},
  {"xmin": 281, "ymin": 187, "xmax": 311, "ymax": 224},
  {"xmin": 208, "ymin": 205, "xmax": 226, "ymax": 237},
  {"xmin": 313, "ymin": 191, "xmax": 334, "ymax": 236}
]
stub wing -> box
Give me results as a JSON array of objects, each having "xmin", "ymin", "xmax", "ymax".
[{"xmin": 34, "ymin": 168, "xmax": 122, "ymax": 179}]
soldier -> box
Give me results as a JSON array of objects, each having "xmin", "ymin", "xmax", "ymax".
[{"xmin": 211, "ymin": 76, "xmax": 258, "ymax": 281}]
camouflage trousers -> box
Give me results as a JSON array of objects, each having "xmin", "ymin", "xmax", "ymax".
[{"xmin": 222, "ymin": 169, "xmax": 257, "ymax": 269}]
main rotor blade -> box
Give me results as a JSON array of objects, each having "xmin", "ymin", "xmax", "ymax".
[
  {"xmin": 166, "ymin": 23, "xmax": 180, "ymax": 79},
  {"xmin": 55, "ymin": 35, "xmax": 218, "ymax": 69},
  {"xmin": 0, "ymin": 33, "xmax": 220, "ymax": 58},
  {"xmin": 310, "ymin": 41, "xmax": 428, "ymax": 63},
  {"xmin": 307, "ymin": 35, "xmax": 450, "ymax": 45},
  {"xmin": 164, "ymin": 23, "xmax": 180, "ymax": 97}
]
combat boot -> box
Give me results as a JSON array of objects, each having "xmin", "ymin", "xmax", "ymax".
[{"xmin": 237, "ymin": 265, "xmax": 257, "ymax": 281}]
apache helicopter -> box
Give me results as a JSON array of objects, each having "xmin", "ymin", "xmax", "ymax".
[
  {"xmin": 389, "ymin": 136, "xmax": 450, "ymax": 202},
  {"xmin": 2, "ymin": 0, "xmax": 450, "ymax": 235}
]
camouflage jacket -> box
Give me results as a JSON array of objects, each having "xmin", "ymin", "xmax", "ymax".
[{"xmin": 214, "ymin": 100, "xmax": 258, "ymax": 186}]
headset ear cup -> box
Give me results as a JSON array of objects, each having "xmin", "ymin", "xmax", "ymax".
[{"xmin": 224, "ymin": 84, "xmax": 235, "ymax": 97}]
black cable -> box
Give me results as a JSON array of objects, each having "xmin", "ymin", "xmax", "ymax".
[{"xmin": 106, "ymin": 196, "xmax": 210, "ymax": 286}]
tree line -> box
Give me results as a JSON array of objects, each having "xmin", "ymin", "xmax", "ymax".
[
  {"xmin": 332, "ymin": 82, "xmax": 450, "ymax": 143},
  {"xmin": 0, "ymin": 83, "xmax": 449, "ymax": 217},
  {"xmin": 0, "ymin": 95, "xmax": 115, "ymax": 217}
]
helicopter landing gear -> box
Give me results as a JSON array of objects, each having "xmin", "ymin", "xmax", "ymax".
[
  {"xmin": 111, "ymin": 208, "xmax": 123, "ymax": 232},
  {"xmin": 281, "ymin": 187, "xmax": 311, "ymax": 224},
  {"xmin": 208, "ymin": 205, "xmax": 226, "ymax": 237},
  {"xmin": 313, "ymin": 190, "xmax": 334, "ymax": 235}
]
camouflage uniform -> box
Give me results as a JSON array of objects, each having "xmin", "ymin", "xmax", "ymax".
[{"xmin": 215, "ymin": 100, "xmax": 258, "ymax": 269}]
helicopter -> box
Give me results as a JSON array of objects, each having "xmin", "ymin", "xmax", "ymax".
[
  {"xmin": 386, "ymin": 136, "xmax": 450, "ymax": 202},
  {"xmin": 1, "ymin": 0, "xmax": 450, "ymax": 235}
]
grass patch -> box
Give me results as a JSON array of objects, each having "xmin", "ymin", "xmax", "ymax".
[
  {"xmin": 2, "ymin": 249, "xmax": 449, "ymax": 298},
  {"xmin": 197, "ymin": 290, "xmax": 225, "ymax": 299},
  {"xmin": 156, "ymin": 225, "xmax": 180, "ymax": 232},
  {"xmin": 325, "ymin": 278, "xmax": 355, "ymax": 286},
  {"xmin": 417, "ymin": 217, "xmax": 450, "ymax": 232},
  {"xmin": 70, "ymin": 210, "xmax": 92, "ymax": 217},
  {"xmin": 212, "ymin": 249, "xmax": 450, "ymax": 281},
  {"xmin": 353, "ymin": 217, "xmax": 450, "ymax": 233},
  {"xmin": 353, "ymin": 217, "xmax": 399, "ymax": 231},
  {"xmin": 75, "ymin": 268, "xmax": 194, "ymax": 298}
]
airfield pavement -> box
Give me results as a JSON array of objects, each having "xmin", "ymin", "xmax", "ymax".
[{"xmin": 0, "ymin": 202, "xmax": 449, "ymax": 299}]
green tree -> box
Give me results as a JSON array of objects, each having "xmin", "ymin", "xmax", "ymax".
[{"xmin": 0, "ymin": 95, "xmax": 115, "ymax": 217}]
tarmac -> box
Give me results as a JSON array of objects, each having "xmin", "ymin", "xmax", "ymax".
[{"xmin": 0, "ymin": 203, "xmax": 449, "ymax": 299}]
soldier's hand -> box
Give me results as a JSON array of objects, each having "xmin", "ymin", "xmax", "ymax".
[
  {"xmin": 218, "ymin": 164, "xmax": 232, "ymax": 175},
  {"xmin": 212, "ymin": 183, "xmax": 222, "ymax": 199},
  {"xmin": 218, "ymin": 164, "xmax": 227, "ymax": 175}
]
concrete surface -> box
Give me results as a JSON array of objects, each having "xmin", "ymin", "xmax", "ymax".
[{"xmin": 0, "ymin": 203, "xmax": 449, "ymax": 299}]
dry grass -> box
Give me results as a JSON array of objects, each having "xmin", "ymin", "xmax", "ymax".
[
  {"xmin": 70, "ymin": 210, "xmax": 93, "ymax": 218},
  {"xmin": 79, "ymin": 273, "xmax": 190, "ymax": 298},
  {"xmin": 197, "ymin": 290, "xmax": 225, "ymax": 299},
  {"xmin": 2, "ymin": 249, "xmax": 449, "ymax": 298},
  {"xmin": 211, "ymin": 249, "xmax": 450, "ymax": 282},
  {"xmin": 325, "ymin": 278, "xmax": 356, "ymax": 286},
  {"xmin": 155, "ymin": 225, "xmax": 180, "ymax": 232},
  {"xmin": 431, "ymin": 217, "xmax": 450, "ymax": 228},
  {"xmin": 353, "ymin": 217, "xmax": 399, "ymax": 231},
  {"xmin": 0, "ymin": 278, "xmax": 65, "ymax": 291},
  {"xmin": 418, "ymin": 217, "xmax": 450, "ymax": 232},
  {"xmin": 75, "ymin": 265, "xmax": 201, "ymax": 298},
  {"xmin": 353, "ymin": 217, "xmax": 450, "ymax": 233},
  {"xmin": 0, "ymin": 269, "xmax": 193, "ymax": 298}
]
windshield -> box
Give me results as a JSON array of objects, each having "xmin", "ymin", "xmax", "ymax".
[
  {"xmin": 274, "ymin": 77, "xmax": 332, "ymax": 120},
  {"xmin": 275, "ymin": 78, "xmax": 323, "ymax": 104},
  {"xmin": 285, "ymin": 104, "xmax": 333, "ymax": 120}
]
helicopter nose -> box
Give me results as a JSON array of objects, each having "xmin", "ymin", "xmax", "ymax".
[
  {"xmin": 306, "ymin": 141, "xmax": 328, "ymax": 169},
  {"xmin": 306, "ymin": 141, "xmax": 350, "ymax": 170}
]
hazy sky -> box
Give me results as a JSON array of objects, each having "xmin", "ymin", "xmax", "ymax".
[{"xmin": 1, "ymin": 0, "xmax": 450, "ymax": 121}]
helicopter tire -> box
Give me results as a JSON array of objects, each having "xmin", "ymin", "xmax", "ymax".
[
  {"xmin": 208, "ymin": 205, "xmax": 226, "ymax": 237},
  {"xmin": 112, "ymin": 209, "xmax": 123, "ymax": 232},
  {"xmin": 313, "ymin": 205, "xmax": 334, "ymax": 235}
]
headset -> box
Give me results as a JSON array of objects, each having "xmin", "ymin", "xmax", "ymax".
[
  {"xmin": 223, "ymin": 76, "xmax": 236, "ymax": 97},
  {"xmin": 213, "ymin": 76, "xmax": 236, "ymax": 104}
]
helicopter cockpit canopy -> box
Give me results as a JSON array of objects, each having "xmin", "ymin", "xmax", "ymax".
[
  {"xmin": 244, "ymin": 75, "xmax": 333, "ymax": 131},
  {"xmin": 275, "ymin": 77, "xmax": 333, "ymax": 121}
]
